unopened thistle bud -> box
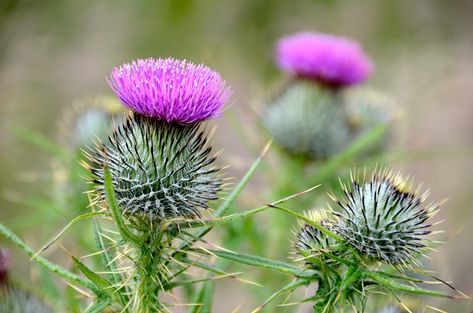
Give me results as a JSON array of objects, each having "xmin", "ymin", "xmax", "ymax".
[
  {"xmin": 295, "ymin": 210, "xmax": 335, "ymax": 253},
  {"xmin": 332, "ymin": 170, "xmax": 437, "ymax": 265},
  {"xmin": 275, "ymin": 32, "xmax": 373, "ymax": 87},
  {"xmin": 263, "ymin": 81, "xmax": 351, "ymax": 159},
  {"xmin": 88, "ymin": 57, "xmax": 231, "ymax": 221}
]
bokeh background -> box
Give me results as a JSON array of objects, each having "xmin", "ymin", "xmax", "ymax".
[{"xmin": 0, "ymin": 1, "xmax": 472, "ymax": 312}]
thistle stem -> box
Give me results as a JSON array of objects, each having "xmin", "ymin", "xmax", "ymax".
[{"xmin": 135, "ymin": 228, "xmax": 167, "ymax": 313}]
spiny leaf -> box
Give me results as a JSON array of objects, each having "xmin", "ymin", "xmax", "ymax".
[
  {"xmin": 205, "ymin": 249, "xmax": 315, "ymax": 278},
  {"xmin": 252, "ymin": 279, "xmax": 309, "ymax": 313},
  {"xmin": 367, "ymin": 271, "xmax": 453, "ymax": 298},
  {"xmin": 103, "ymin": 166, "xmax": 140, "ymax": 245},
  {"xmin": 189, "ymin": 282, "xmax": 214, "ymax": 313},
  {"xmin": 84, "ymin": 299, "xmax": 112, "ymax": 313},
  {"xmin": 34, "ymin": 212, "xmax": 106, "ymax": 258},
  {"xmin": 268, "ymin": 204, "xmax": 343, "ymax": 242},
  {"xmin": 92, "ymin": 218, "xmax": 122, "ymax": 286},
  {"xmin": 71, "ymin": 256, "xmax": 112, "ymax": 290}
]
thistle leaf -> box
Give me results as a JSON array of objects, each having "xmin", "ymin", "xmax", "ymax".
[
  {"xmin": 103, "ymin": 167, "xmax": 140, "ymax": 245},
  {"xmin": 188, "ymin": 282, "xmax": 214, "ymax": 313},
  {"xmin": 206, "ymin": 249, "xmax": 313, "ymax": 277},
  {"xmin": 71, "ymin": 256, "xmax": 112, "ymax": 291}
]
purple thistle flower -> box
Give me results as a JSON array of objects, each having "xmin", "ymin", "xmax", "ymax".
[
  {"xmin": 275, "ymin": 32, "xmax": 373, "ymax": 87},
  {"xmin": 108, "ymin": 58, "xmax": 231, "ymax": 124}
]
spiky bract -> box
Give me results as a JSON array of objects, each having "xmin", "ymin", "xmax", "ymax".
[
  {"xmin": 0, "ymin": 286, "xmax": 51, "ymax": 313},
  {"xmin": 88, "ymin": 113, "xmax": 220, "ymax": 221},
  {"xmin": 332, "ymin": 170, "xmax": 436, "ymax": 265},
  {"xmin": 263, "ymin": 81, "xmax": 351, "ymax": 159},
  {"xmin": 275, "ymin": 32, "xmax": 373, "ymax": 87},
  {"xmin": 108, "ymin": 57, "xmax": 231, "ymax": 124}
]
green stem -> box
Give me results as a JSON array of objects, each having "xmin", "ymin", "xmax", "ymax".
[{"xmin": 136, "ymin": 229, "xmax": 167, "ymax": 313}]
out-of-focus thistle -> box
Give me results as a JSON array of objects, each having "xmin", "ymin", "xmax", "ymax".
[
  {"xmin": 344, "ymin": 89, "xmax": 396, "ymax": 155},
  {"xmin": 58, "ymin": 96, "xmax": 124, "ymax": 149},
  {"xmin": 264, "ymin": 32, "xmax": 391, "ymax": 160},
  {"xmin": 0, "ymin": 248, "xmax": 51, "ymax": 313},
  {"xmin": 0, "ymin": 287, "xmax": 52, "ymax": 313},
  {"xmin": 87, "ymin": 57, "xmax": 231, "ymax": 222},
  {"xmin": 0, "ymin": 247, "xmax": 11, "ymax": 286},
  {"xmin": 263, "ymin": 81, "xmax": 351, "ymax": 159},
  {"xmin": 289, "ymin": 169, "xmax": 455, "ymax": 313},
  {"xmin": 332, "ymin": 169, "xmax": 436, "ymax": 266},
  {"xmin": 275, "ymin": 32, "xmax": 373, "ymax": 87}
]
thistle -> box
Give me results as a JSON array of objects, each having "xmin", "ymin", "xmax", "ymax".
[
  {"xmin": 288, "ymin": 169, "xmax": 451, "ymax": 313},
  {"xmin": 344, "ymin": 88, "xmax": 395, "ymax": 154},
  {"xmin": 85, "ymin": 57, "xmax": 231, "ymax": 312},
  {"xmin": 0, "ymin": 248, "xmax": 51, "ymax": 313},
  {"xmin": 263, "ymin": 81, "xmax": 351, "ymax": 159},
  {"xmin": 276, "ymin": 32, "xmax": 373, "ymax": 87},
  {"xmin": 88, "ymin": 57, "xmax": 230, "ymax": 222},
  {"xmin": 332, "ymin": 169, "xmax": 436, "ymax": 266},
  {"xmin": 265, "ymin": 32, "xmax": 381, "ymax": 160}
]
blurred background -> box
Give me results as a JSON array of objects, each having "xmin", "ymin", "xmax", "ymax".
[{"xmin": 0, "ymin": 0, "xmax": 472, "ymax": 312}]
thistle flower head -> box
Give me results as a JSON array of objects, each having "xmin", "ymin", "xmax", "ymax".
[
  {"xmin": 276, "ymin": 32, "xmax": 373, "ymax": 87},
  {"xmin": 332, "ymin": 169, "xmax": 437, "ymax": 265},
  {"xmin": 263, "ymin": 81, "xmax": 351, "ymax": 159},
  {"xmin": 108, "ymin": 58, "xmax": 231, "ymax": 124},
  {"xmin": 87, "ymin": 113, "xmax": 220, "ymax": 221}
]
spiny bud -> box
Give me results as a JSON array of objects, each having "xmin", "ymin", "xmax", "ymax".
[
  {"xmin": 263, "ymin": 81, "xmax": 351, "ymax": 159},
  {"xmin": 332, "ymin": 169, "xmax": 438, "ymax": 265},
  {"xmin": 87, "ymin": 113, "xmax": 220, "ymax": 221},
  {"xmin": 295, "ymin": 210, "xmax": 335, "ymax": 253}
]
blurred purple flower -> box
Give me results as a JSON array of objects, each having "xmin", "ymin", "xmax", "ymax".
[
  {"xmin": 0, "ymin": 247, "xmax": 10, "ymax": 285},
  {"xmin": 108, "ymin": 58, "xmax": 231, "ymax": 124},
  {"xmin": 276, "ymin": 32, "xmax": 373, "ymax": 87}
]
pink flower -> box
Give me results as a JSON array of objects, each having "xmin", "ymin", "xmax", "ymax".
[
  {"xmin": 276, "ymin": 32, "xmax": 373, "ymax": 87},
  {"xmin": 108, "ymin": 58, "xmax": 231, "ymax": 124}
]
